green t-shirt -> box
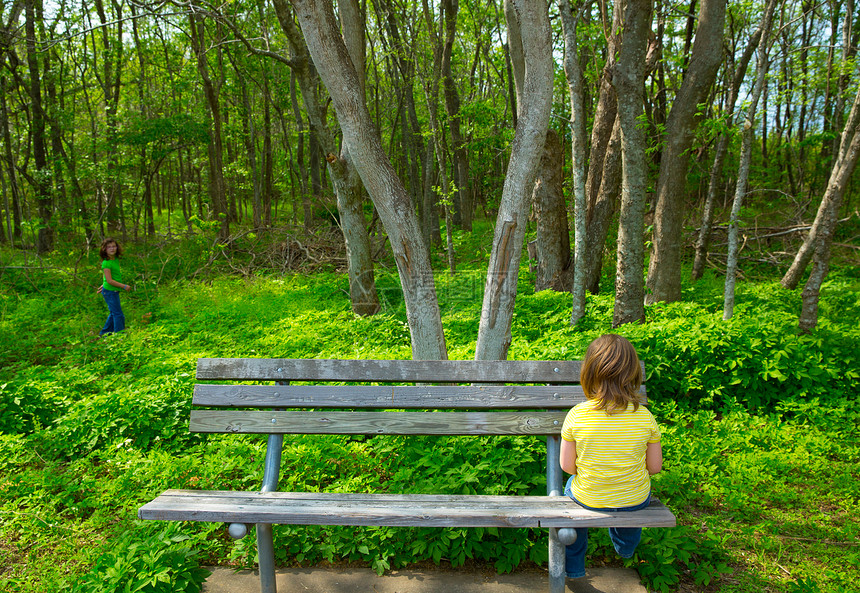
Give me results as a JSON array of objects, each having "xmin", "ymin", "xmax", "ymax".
[{"xmin": 102, "ymin": 259, "xmax": 123, "ymax": 291}]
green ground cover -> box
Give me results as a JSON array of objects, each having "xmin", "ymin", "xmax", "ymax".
[{"xmin": 1, "ymin": 233, "xmax": 858, "ymax": 592}]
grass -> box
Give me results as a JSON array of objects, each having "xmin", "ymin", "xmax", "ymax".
[{"xmin": 0, "ymin": 228, "xmax": 858, "ymax": 592}]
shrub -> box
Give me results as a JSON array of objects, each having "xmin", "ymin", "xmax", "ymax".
[{"xmin": 70, "ymin": 527, "xmax": 210, "ymax": 593}]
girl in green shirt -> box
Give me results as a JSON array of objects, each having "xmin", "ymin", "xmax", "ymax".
[{"xmin": 97, "ymin": 237, "xmax": 131, "ymax": 335}]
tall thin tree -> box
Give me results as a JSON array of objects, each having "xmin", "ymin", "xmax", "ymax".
[
  {"xmin": 723, "ymin": 0, "xmax": 777, "ymax": 320},
  {"xmin": 475, "ymin": 0, "xmax": 553, "ymax": 360},
  {"xmin": 646, "ymin": 0, "xmax": 727, "ymax": 305},
  {"xmin": 611, "ymin": 0, "xmax": 653, "ymax": 327}
]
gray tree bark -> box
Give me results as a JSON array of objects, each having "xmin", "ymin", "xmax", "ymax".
[
  {"xmin": 532, "ymin": 129, "xmax": 571, "ymax": 293},
  {"xmin": 189, "ymin": 10, "xmax": 229, "ymax": 241},
  {"xmin": 26, "ymin": 0, "xmax": 53, "ymax": 252},
  {"xmin": 441, "ymin": 0, "xmax": 471, "ymax": 231},
  {"xmin": 691, "ymin": 25, "xmax": 763, "ymax": 281},
  {"xmin": 475, "ymin": 0, "xmax": 553, "ymax": 360},
  {"xmin": 289, "ymin": 0, "xmax": 447, "ymax": 359},
  {"xmin": 420, "ymin": 0, "xmax": 456, "ymax": 273},
  {"xmin": 645, "ymin": 0, "xmax": 727, "ymax": 305},
  {"xmin": 275, "ymin": 0, "xmax": 380, "ymax": 316},
  {"xmin": 582, "ymin": 4, "xmax": 622, "ymax": 294},
  {"xmin": 783, "ymin": 69, "xmax": 860, "ymax": 289},
  {"xmin": 611, "ymin": 0, "xmax": 653, "ymax": 328},
  {"xmin": 723, "ymin": 0, "xmax": 776, "ymax": 321},
  {"xmin": 799, "ymin": 109, "xmax": 860, "ymax": 332},
  {"xmin": 559, "ymin": 0, "xmax": 587, "ymax": 323},
  {"xmin": 336, "ymin": 0, "xmax": 381, "ymax": 316}
]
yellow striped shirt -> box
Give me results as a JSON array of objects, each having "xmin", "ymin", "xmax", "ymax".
[{"xmin": 561, "ymin": 401, "xmax": 661, "ymax": 508}]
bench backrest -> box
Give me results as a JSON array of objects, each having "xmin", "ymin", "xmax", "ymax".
[{"xmin": 192, "ymin": 358, "xmax": 647, "ymax": 437}]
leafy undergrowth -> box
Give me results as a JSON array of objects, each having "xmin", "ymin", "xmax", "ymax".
[{"xmin": 1, "ymin": 242, "xmax": 858, "ymax": 593}]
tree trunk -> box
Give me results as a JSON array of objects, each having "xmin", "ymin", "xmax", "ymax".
[
  {"xmin": 646, "ymin": 0, "xmax": 727, "ymax": 305},
  {"xmin": 504, "ymin": 0, "xmax": 525, "ymax": 98},
  {"xmin": 723, "ymin": 0, "xmax": 776, "ymax": 321},
  {"xmin": 783, "ymin": 84, "xmax": 860, "ymax": 292},
  {"xmin": 611, "ymin": 0, "xmax": 653, "ymax": 328},
  {"xmin": 560, "ymin": 0, "xmax": 588, "ymax": 324},
  {"xmin": 420, "ymin": 0, "xmax": 457, "ymax": 272},
  {"xmin": 441, "ymin": 0, "xmax": 471, "ymax": 230},
  {"xmin": 26, "ymin": 0, "xmax": 53, "ymax": 253},
  {"xmin": 376, "ymin": 0, "xmax": 429, "ymax": 244},
  {"xmin": 798, "ymin": 109, "xmax": 860, "ymax": 332},
  {"xmin": 337, "ymin": 0, "xmax": 382, "ymax": 315},
  {"xmin": 289, "ymin": 71, "xmax": 312, "ymax": 229},
  {"xmin": 0, "ymin": 68, "xmax": 22, "ymax": 244},
  {"xmin": 582, "ymin": 4, "xmax": 622, "ymax": 294},
  {"xmin": 585, "ymin": 121, "xmax": 622, "ymax": 294},
  {"xmin": 691, "ymin": 24, "xmax": 763, "ymax": 281},
  {"xmin": 189, "ymin": 11, "xmax": 229, "ymax": 241},
  {"xmin": 289, "ymin": 0, "xmax": 447, "ymax": 359},
  {"xmin": 532, "ymin": 129, "xmax": 571, "ymax": 292},
  {"xmin": 475, "ymin": 0, "xmax": 553, "ymax": 360},
  {"xmin": 94, "ymin": 0, "xmax": 124, "ymax": 236},
  {"xmin": 277, "ymin": 0, "xmax": 380, "ymax": 316}
]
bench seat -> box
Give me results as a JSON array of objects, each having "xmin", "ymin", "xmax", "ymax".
[{"xmin": 140, "ymin": 489, "xmax": 677, "ymax": 528}]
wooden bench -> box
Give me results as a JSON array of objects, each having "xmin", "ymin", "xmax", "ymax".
[{"xmin": 138, "ymin": 358, "xmax": 676, "ymax": 593}]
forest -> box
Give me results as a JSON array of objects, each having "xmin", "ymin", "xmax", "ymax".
[
  {"xmin": 0, "ymin": 0, "xmax": 858, "ymax": 340},
  {"xmin": 1, "ymin": 0, "xmax": 859, "ymax": 592}
]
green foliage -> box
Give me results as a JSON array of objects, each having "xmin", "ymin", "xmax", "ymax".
[
  {"xmin": 627, "ymin": 527, "xmax": 731, "ymax": 592},
  {"xmin": 70, "ymin": 527, "xmax": 210, "ymax": 593},
  {"xmin": 2, "ymin": 238, "xmax": 859, "ymax": 592},
  {"xmin": 0, "ymin": 381, "xmax": 64, "ymax": 435},
  {"xmin": 119, "ymin": 114, "xmax": 210, "ymax": 157},
  {"xmin": 45, "ymin": 369, "xmax": 199, "ymax": 458}
]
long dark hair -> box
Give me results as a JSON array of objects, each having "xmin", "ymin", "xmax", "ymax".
[{"xmin": 99, "ymin": 237, "xmax": 123, "ymax": 260}]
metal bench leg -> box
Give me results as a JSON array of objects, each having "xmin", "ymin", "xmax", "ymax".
[
  {"xmin": 546, "ymin": 435, "xmax": 567, "ymax": 593},
  {"xmin": 257, "ymin": 523, "xmax": 277, "ymax": 593},
  {"xmin": 257, "ymin": 433, "xmax": 284, "ymax": 593},
  {"xmin": 549, "ymin": 527, "xmax": 566, "ymax": 593}
]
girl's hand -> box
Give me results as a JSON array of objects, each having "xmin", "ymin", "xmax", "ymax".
[{"xmin": 96, "ymin": 286, "xmax": 103, "ymax": 294}]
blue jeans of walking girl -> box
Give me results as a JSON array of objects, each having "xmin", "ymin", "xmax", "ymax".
[
  {"xmin": 564, "ymin": 475, "xmax": 651, "ymax": 578},
  {"xmin": 100, "ymin": 289, "xmax": 125, "ymax": 335}
]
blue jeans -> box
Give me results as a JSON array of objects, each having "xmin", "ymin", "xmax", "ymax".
[
  {"xmin": 564, "ymin": 475, "xmax": 650, "ymax": 578},
  {"xmin": 100, "ymin": 289, "xmax": 125, "ymax": 335}
]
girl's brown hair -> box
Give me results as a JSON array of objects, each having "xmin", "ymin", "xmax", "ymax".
[
  {"xmin": 99, "ymin": 237, "xmax": 123, "ymax": 260},
  {"xmin": 581, "ymin": 334, "xmax": 643, "ymax": 414}
]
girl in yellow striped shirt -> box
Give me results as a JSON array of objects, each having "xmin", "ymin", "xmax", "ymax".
[{"xmin": 560, "ymin": 334, "xmax": 663, "ymax": 579}]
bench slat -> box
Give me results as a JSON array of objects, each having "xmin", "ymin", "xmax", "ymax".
[
  {"xmin": 197, "ymin": 358, "xmax": 591, "ymax": 383},
  {"xmin": 138, "ymin": 490, "xmax": 677, "ymax": 529},
  {"xmin": 189, "ymin": 410, "xmax": 568, "ymax": 435},
  {"xmin": 193, "ymin": 384, "xmax": 598, "ymax": 408}
]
